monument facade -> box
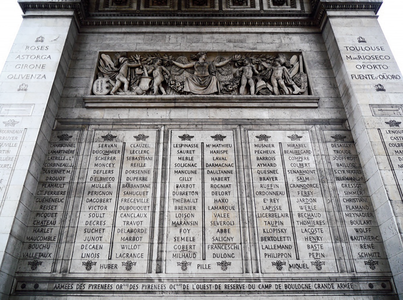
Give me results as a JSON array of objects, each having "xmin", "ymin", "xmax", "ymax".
[{"xmin": 0, "ymin": 0, "xmax": 402, "ymax": 299}]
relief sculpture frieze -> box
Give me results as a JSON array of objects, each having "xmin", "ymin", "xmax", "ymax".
[{"xmin": 92, "ymin": 52, "xmax": 309, "ymax": 97}]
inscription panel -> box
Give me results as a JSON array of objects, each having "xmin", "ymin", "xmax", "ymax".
[
  {"xmin": 378, "ymin": 125, "xmax": 403, "ymax": 201},
  {"xmin": 14, "ymin": 126, "xmax": 394, "ymax": 296},
  {"xmin": 324, "ymin": 131, "xmax": 390, "ymax": 273},
  {"xmin": 0, "ymin": 128, "xmax": 25, "ymax": 210},
  {"xmin": 16, "ymin": 278, "xmax": 393, "ymax": 293},
  {"xmin": 71, "ymin": 130, "xmax": 158, "ymax": 273},
  {"xmin": 165, "ymin": 130, "xmax": 243, "ymax": 273},
  {"xmin": 17, "ymin": 130, "xmax": 80, "ymax": 273},
  {"xmin": 248, "ymin": 130, "xmax": 336, "ymax": 273}
]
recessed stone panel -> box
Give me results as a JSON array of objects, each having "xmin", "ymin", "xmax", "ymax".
[
  {"xmin": 11, "ymin": 124, "xmax": 395, "ymax": 296},
  {"xmin": 165, "ymin": 130, "xmax": 243, "ymax": 274},
  {"xmin": 324, "ymin": 130, "xmax": 389, "ymax": 274},
  {"xmin": 247, "ymin": 130, "xmax": 337, "ymax": 273}
]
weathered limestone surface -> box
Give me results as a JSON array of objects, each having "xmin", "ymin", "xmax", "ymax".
[
  {"xmin": 0, "ymin": 0, "xmax": 401, "ymax": 299},
  {"xmin": 0, "ymin": 11, "xmax": 78, "ymax": 299},
  {"xmin": 323, "ymin": 9, "xmax": 403, "ymax": 298}
]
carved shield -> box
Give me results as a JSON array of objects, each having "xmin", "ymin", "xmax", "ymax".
[{"xmin": 92, "ymin": 78, "xmax": 112, "ymax": 95}]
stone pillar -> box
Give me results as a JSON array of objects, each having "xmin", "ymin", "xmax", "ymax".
[
  {"xmin": 321, "ymin": 3, "xmax": 403, "ymax": 298},
  {"xmin": 0, "ymin": 6, "xmax": 78, "ymax": 298}
]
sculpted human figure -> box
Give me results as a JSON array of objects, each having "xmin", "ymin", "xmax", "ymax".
[
  {"xmin": 148, "ymin": 58, "xmax": 170, "ymax": 95},
  {"xmin": 171, "ymin": 52, "xmax": 232, "ymax": 95},
  {"xmin": 239, "ymin": 58, "xmax": 259, "ymax": 95},
  {"xmin": 111, "ymin": 55, "xmax": 142, "ymax": 95},
  {"xmin": 95, "ymin": 52, "xmax": 309, "ymax": 96},
  {"xmin": 270, "ymin": 58, "xmax": 301, "ymax": 95}
]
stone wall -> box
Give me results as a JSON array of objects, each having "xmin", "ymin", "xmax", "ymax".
[{"xmin": 1, "ymin": 0, "xmax": 402, "ymax": 299}]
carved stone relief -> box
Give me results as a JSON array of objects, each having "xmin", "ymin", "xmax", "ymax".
[
  {"xmin": 192, "ymin": 0, "xmax": 209, "ymax": 6},
  {"xmin": 224, "ymin": 0, "xmax": 256, "ymax": 11},
  {"xmin": 184, "ymin": 0, "xmax": 216, "ymax": 9},
  {"xmin": 267, "ymin": 0, "xmax": 297, "ymax": 9},
  {"xmin": 113, "ymin": 0, "xmax": 129, "ymax": 5},
  {"xmin": 95, "ymin": 0, "xmax": 302, "ymax": 12},
  {"xmin": 272, "ymin": 0, "xmax": 287, "ymax": 6},
  {"xmin": 232, "ymin": 0, "xmax": 247, "ymax": 6},
  {"xmin": 152, "ymin": 0, "xmax": 168, "ymax": 5},
  {"xmin": 142, "ymin": 0, "xmax": 176, "ymax": 10},
  {"xmin": 92, "ymin": 52, "xmax": 309, "ymax": 96}
]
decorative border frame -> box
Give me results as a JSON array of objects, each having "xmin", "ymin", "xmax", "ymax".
[
  {"xmin": 223, "ymin": 0, "xmax": 258, "ymax": 10},
  {"xmin": 18, "ymin": 0, "xmax": 382, "ymax": 28},
  {"xmin": 141, "ymin": 0, "xmax": 177, "ymax": 10},
  {"xmin": 83, "ymin": 95, "xmax": 320, "ymax": 108},
  {"xmin": 88, "ymin": 51, "xmax": 314, "ymax": 105}
]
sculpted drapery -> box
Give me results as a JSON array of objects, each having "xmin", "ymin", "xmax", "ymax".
[{"xmin": 93, "ymin": 52, "xmax": 308, "ymax": 96}]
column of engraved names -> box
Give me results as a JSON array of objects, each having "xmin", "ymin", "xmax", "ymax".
[
  {"xmin": 248, "ymin": 132, "xmax": 294, "ymax": 273},
  {"xmin": 326, "ymin": 132, "xmax": 390, "ymax": 272},
  {"xmin": 204, "ymin": 133, "xmax": 242, "ymax": 273},
  {"xmin": 113, "ymin": 131, "xmax": 157, "ymax": 273},
  {"xmin": 17, "ymin": 131, "xmax": 79, "ymax": 273},
  {"xmin": 283, "ymin": 133, "xmax": 336, "ymax": 272},
  {"xmin": 0, "ymin": 128, "xmax": 25, "ymax": 203},
  {"xmin": 378, "ymin": 125, "xmax": 403, "ymax": 202},
  {"xmin": 71, "ymin": 131, "xmax": 122, "ymax": 273},
  {"xmin": 249, "ymin": 131, "xmax": 336, "ymax": 273},
  {"xmin": 166, "ymin": 132, "xmax": 201, "ymax": 273},
  {"xmin": 166, "ymin": 131, "xmax": 242, "ymax": 273}
]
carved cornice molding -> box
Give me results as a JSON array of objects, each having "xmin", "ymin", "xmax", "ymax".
[
  {"xmin": 19, "ymin": 0, "xmax": 89, "ymax": 25},
  {"xmin": 83, "ymin": 95, "xmax": 320, "ymax": 108},
  {"xmin": 312, "ymin": 1, "xmax": 383, "ymax": 28},
  {"xmin": 19, "ymin": 0, "xmax": 315, "ymax": 27},
  {"xmin": 82, "ymin": 18, "xmax": 315, "ymax": 27},
  {"xmin": 18, "ymin": 0, "xmax": 383, "ymax": 28}
]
